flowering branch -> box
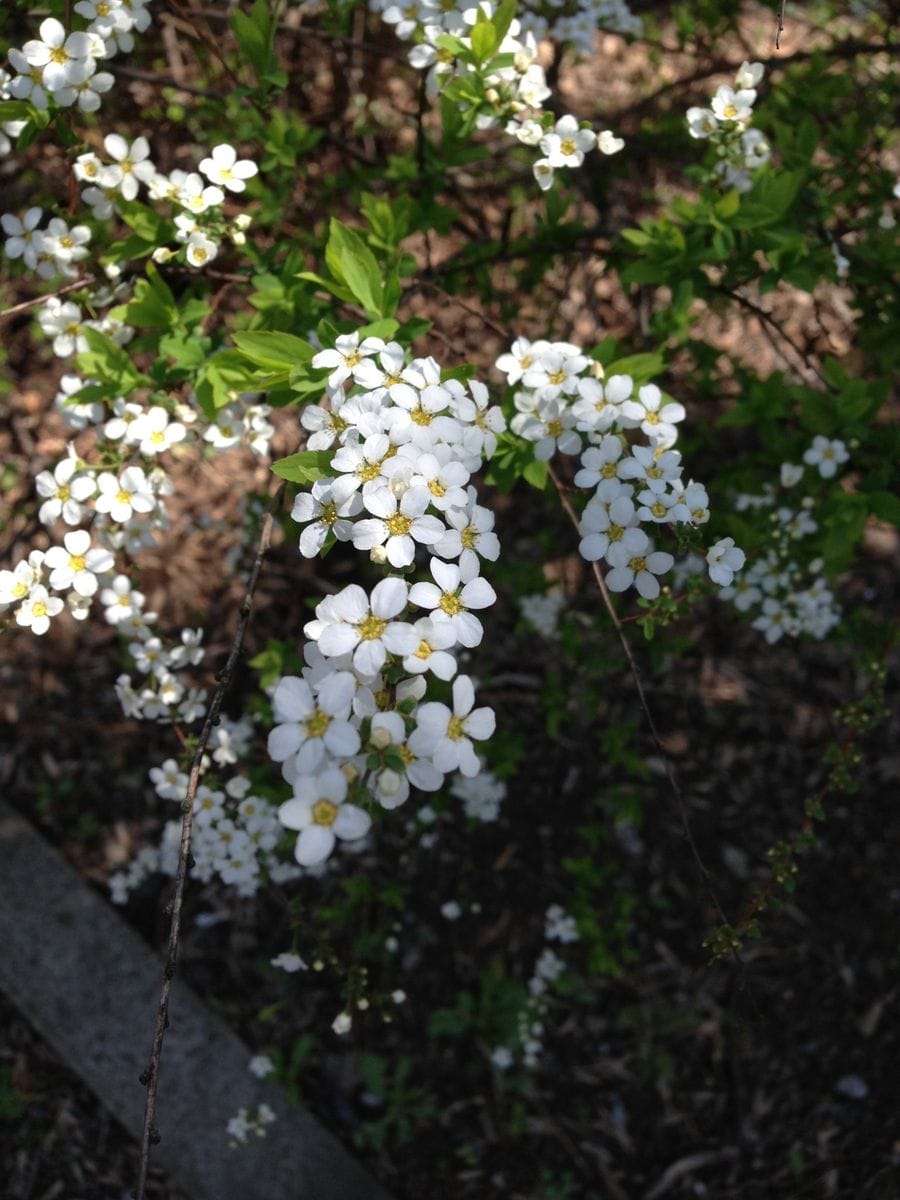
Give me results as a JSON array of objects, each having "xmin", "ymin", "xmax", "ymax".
[
  {"xmin": 548, "ymin": 465, "xmax": 730, "ymax": 933},
  {"xmin": 0, "ymin": 275, "xmax": 95, "ymax": 321},
  {"xmin": 135, "ymin": 479, "xmax": 286, "ymax": 1200}
]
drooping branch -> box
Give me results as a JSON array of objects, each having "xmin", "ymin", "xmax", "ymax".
[{"xmin": 134, "ymin": 479, "xmax": 286, "ymax": 1200}]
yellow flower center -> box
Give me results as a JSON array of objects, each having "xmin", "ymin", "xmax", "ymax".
[
  {"xmin": 374, "ymin": 687, "xmax": 391, "ymax": 710},
  {"xmin": 320, "ymin": 502, "xmax": 338, "ymax": 526},
  {"xmin": 601, "ymin": 462, "xmax": 617, "ymax": 478},
  {"xmin": 414, "ymin": 640, "xmax": 432, "ymax": 659},
  {"xmin": 547, "ymin": 370, "xmax": 567, "ymax": 386},
  {"xmin": 358, "ymin": 460, "xmax": 383, "ymax": 482},
  {"xmin": 608, "ymin": 523, "xmax": 624, "ymax": 542},
  {"xmin": 69, "ymin": 554, "xmax": 87, "ymax": 572},
  {"xmin": 193, "ymin": 246, "xmax": 208, "ymax": 263},
  {"xmin": 629, "ymin": 555, "xmax": 647, "ymax": 573},
  {"xmin": 644, "ymin": 410, "xmax": 659, "ymax": 424},
  {"xmin": 439, "ymin": 592, "xmax": 463, "ymax": 615},
  {"xmin": 723, "ymin": 104, "xmax": 738, "ymax": 119},
  {"xmin": 357, "ymin": 614, "xmax": 387, "ymax": 641},
  {"xmin": 460, "ymin": 526, "xmax": 477, "ymax": 549},
  {"xmin": 343, "ymin": 349, "xmax": 362, "ymax": 367},
  {"xmin": 116, "ymin": 489, "xmax": 132, "ymax": 505},
  {"xmin": 57, "ymin": 484, "xmax": 71, "ymax": 501},
  {"xmin": 312, "ymin": 799, "xmax": 338, "ymax": 826},
  {"xmin": 50, "ymin": 47, "xmax": 69, "ymax": 64},
  {"xmin": 447, "ymin": 716, "xmax": 465, "ymax": 741},
  {"xmin": 304, "ymin": 708, "xmax": 331, "ymax": 737},
  {"xmin": 651, "ymin": 501, "xmax": 667, "ymax": 519},
  {"xmin": 428, "ymin": 479, "xmax": 446, "ymax": 498},
  {"xmin": 410, "ymin": 407, "xmax": 432, "ymax": 426},
  {"xmin": 386, "ymin": 514, "xmax": 412, "ymax": 537},
  {"xmin": 150, "ymin": 430, "xmax": 166, "ymax": 444},
  {"xmin": 32, "ymin": 600, "xmax": 48, "ymax": 617},
  {"xmin": 560, "ymin": 138, "xmax": 577, "ymax": 156},
  {"xmin": 59, "ymin": 235, "xmax": 74, "ymax": 249},
  {"xmin": 547, "ymin": 418, "xmax": 564, "ymax": 437}
]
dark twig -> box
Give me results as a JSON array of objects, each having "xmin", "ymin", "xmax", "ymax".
[
  {"xmin": 0, "ymin": 276, "xmax": 96, "ymax": 321},
  {"xmin": 548, "ymin": 466, "xmax": 730, "ymax": 930},
  {"xmin": 134, "ymin": 480, "xmax": 287, "ymax": 1200},
  {"xmin": 406, "ymin": 279, "xmax": 509, "ymax": 340},
  {"xmin": 775, "ymin": 0, "xmax": 787, "ymax": 50},
  {"xmin": 717, "ymin": 286, "xmax": 833, "ymax": 391}
]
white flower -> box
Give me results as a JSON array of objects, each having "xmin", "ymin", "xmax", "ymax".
[
  {"xmin": 596, "ymin": 130, "xmax": 625, "ymax": 155},
  {"xmin": 735, "ymin": 60, "xmax": 765, "ymax": 89},
  {"xmin": 249, "ymin": 1055, "xmax": 274, "ymax": 1078},
  {"xmin": 408, "ymin": 555, "xmax": 496, "ymax": 648},
  {"xmin": 539, "ymin": 115, "xmax": 596, "ymax": 168},
  {"xmin": 351, "ymin": 484, "xmax": 445, "ymax": 568},
  {"xmin": 7, "ymin": 48, "xmax": 50, "ymax": 110},
  {"xmin": 278, "ymin": 768, "xmax": 371, "ymax": 866},
  {"xmin": 21, "ymin": 19, "xmax": 94, "ymax": 93},
  {"xmin": 292, "ymin": 476, "xmax": 362, "ymax": 558},
  {"xmin": 533, "ymin": 158, "xmax": 554, "ymax": 191},
  {"xmin": 440, "ymin": 900, "xmax": 462, "ymax": 920},
  {"xmin": 94, "ymin": 466, "xmax": 155, "ymax": 523},
  {"xmin": 578, "ymin": 494, "xmax": 638, "ymax": 563},
  {"xmin": 604, "ymin": 528, "xmax": 674, "ymax": 600},
  {"xmin": 149, "ymin": 759, "xmax": 188, "ymax": 801},
  {"xmin": 545, "ymin": 904, "xmax": 580, "ymax": 943},
  {"xmin": 780, "ymin": 462, "xmax": 803, "ymax": 488},
  {"xmin": 401, "ymin": 616, "xmax": 458, "ymax": 680},
  {"xmin": 686, "ymin": 106, "xmax": 718, "ymax": 139},
  {"xmin": 710, "ymin": 85, "xmax": 756, "ymax": 124},
  {"xmin": 101, "ymin": 134, "xmax": 155, "ymax": 201},
  {"xmin": 38, "ymin": 299, "xmax": 87, "ymax": 357},
  {"xmin": 267, "ymin": 672, "xmax": 361, "ymax": 776},
  {"xmin": 198, "ymin": 144, "xmax": 259, "ymax": 193},
  {"xmin": 15, "ymin": 584, "xmax": 64, "ymax": 635},
  {"xmin": 308, "ymin": 578, "xmax": 417, "ymax": 676},
  {"xmin": 619, "ymin": 384, "xmax": 685, "ymax": 446},
  {"xmin": 44, "ymin": 529, "xmax": 113, "ymax": 597},
  {"xmin": 802, "ymin": 435, "xmax": 849, "ymax": 479},
  {"xmin": 35, "ymin": 456, "xmax": 96, "ymax": 526},
  {"xmin": 100, "ymin": 574, "xmax": 146, "ymax": 623},
  {"xmin": 706, "ymin": 537, "xmax": 746, "ymax": 587},
  {"xmin": 409, "ymin": 675, "xmax": 495, "ymax": 777},
  {"xmin": 331, "ymin": 1012, "xmax": 353, "ymax": 1035},
  {"xmin": 185, "ymin": 232, "xmax": 218, "ymax": 268},
  {"xmin": 130, "ymin": 406, "xmax": 186, "ymax": 455},
  {"xmin": 312, "ymin": 333, "xmax": 385, "ymax": 389},
  {"xmin": 2, "ymin": 208, "xmax": 43, "ymax": 268}
]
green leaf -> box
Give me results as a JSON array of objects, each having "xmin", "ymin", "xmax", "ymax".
[
  {"xmin": 231, "ymin": 0, "xmax": 272, "ymax": 79},
  {"xmin": 867, "ymin": 491, "xmax": 900, "ymax": 525},
  {"xmin": 295, "ymin": 270, "xmax": 357, "ymax": 306},
  {"xmin": 491, "ymin": 0, "xmax": 517, "ymax": 44},
  {"xmin": 470, "ymin": 16, "xmax": 497, "ymax": 63},
  {"xmin": 232, "ymin": 331, "xmax": 315, "ymax": 370},
  {"xmin": 604, "ymin": 351, "xmax": 664, "ymax": 384},
  {"xmin": 0, "ymin": 100, "xmax": 33, "ymax": 122},
  {"xmin": 731, "ymin": 170, "xmax": 804, "ymax": 230},
  {"xmin": 77, "ymin": 327, "xmax": 146, "ymax": 388},
  {"xmin": 194, "ymin": 350, "xmax": 265, "ymax": 418},
  {"xmin": 325, "ymin": 219, "xmax": 384, "ymax": 317},
  {"xmin": 270, "ymin": 450, "xmax": 335, "ymax": 484},
  {"xmin": 116, "ymin": 199, "xmax": 168, "ymax": 243},
  {"xmin": 112, "ymin": 263, "xmax": 178, "ymax": 328}
]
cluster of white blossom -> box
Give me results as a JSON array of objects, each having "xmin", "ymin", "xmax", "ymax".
[
  {"xmin": 3, "ymin": 2, "xmax": 153, "ymax": 125},
  {"xmin": 68, "ymin": 134, "xmax": 257, "ymax": 270},
  {"xmin": 451, "ymin": 765, "xmax": 506, "ymax": 821},
  {"xmin": 517, "ymin": 0, "xmax": 641, "ymax": 50},
  {"xmin": 266, "ymin": 331, "xmax": 507, "ymax": 867},
  {"xmin": 491, "ymin": 904, "xmax": 579, "ymax": 1071},
  {"xmin": 226, "ymin": 1103, "xmax": 276, "ymax": 1147},
  {"xmin": 519, "ymin": 590, "xmax": 566, "ymax": 637},
  {"xmin": 371, "ymin": 0, "xmax": 623, "ymax": 190},
  {"xmin": 109, "ymin": 755, "xmax": 303, "ymax": 903},
  {"xmin": 723, "ymin": 440, "xmax": 848, "ymax": 643},
  {"xmin": 499, "ymin": 336, "xmax": 743, "ymax": 600},
  {"xmin": 2, "ymin": 209, "xmax": 92, "ymax": 282},
  {"xmin": 687, "ymin": 60, "xmax": 771, "ymax": 192}
]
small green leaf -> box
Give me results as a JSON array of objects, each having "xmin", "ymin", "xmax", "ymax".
[
  {"xmin": 325, "ymin": 219, "xmax": 384, "ymax": 317},
  {"xmin": 270, "ymin": 450, "xmax": 335, "ymax": 484},
  {"xmin": 232, "ymin": 331, "xmax": 315, "ymax": 370}
]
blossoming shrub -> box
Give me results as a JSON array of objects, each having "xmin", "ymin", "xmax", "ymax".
[{"xmin": 0, "ymin": 0, "xmax": 897, "ymax": 1176}]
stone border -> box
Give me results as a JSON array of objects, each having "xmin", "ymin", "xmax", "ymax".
[{"xmin": 0, "ymin": 801, "xmax": 393, "ymax": 1200}]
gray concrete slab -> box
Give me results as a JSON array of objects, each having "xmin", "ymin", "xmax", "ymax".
[{"xmin": 0, "ymin": 801, "xmax": 394, "ymax": 1200}]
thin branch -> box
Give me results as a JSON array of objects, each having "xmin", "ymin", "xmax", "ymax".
[
  {"xmin": 134, "ymin": 480, "xmax": 286, "ymax": 1200},
  {"xmin": 548, "ymin": 466, "xmax": 730, "ymax": 930},
  {"xmin": 405, "ymin": 279, "xmax": 509, "ymax": 340},
  {"xmin": 717, "ymin": 285, "xmax": 833, "ymax": 391},
  {"xmin": 775, "ymin": 0, "xmax": 787, "ymax": 50},
  {"xmin": 0, "ymin": 276, "xmax": 95, "ymax": 321}
]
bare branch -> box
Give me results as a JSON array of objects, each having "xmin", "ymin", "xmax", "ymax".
[{"xmin": 135, "ymin": 479, "xmax": 287, "ymax": 1200}]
